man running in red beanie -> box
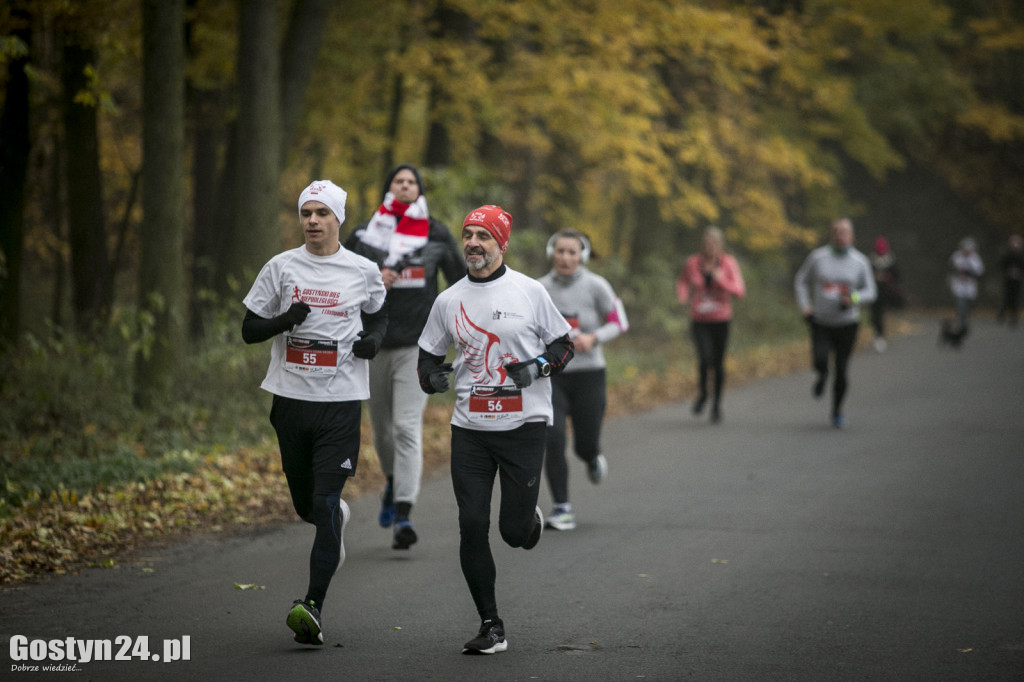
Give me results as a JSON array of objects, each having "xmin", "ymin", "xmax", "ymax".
[{"xmin": 417, "ymin": 205, "xmax": 574, "ymax": 654}]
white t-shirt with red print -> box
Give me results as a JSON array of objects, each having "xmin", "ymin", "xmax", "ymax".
[
  {"xmin": 243, "ymin": 244, "xmax": 386, "ymax": 402},
  {"xmin": 418, "ymin": 267, "xmax": 571, "ymax": 431}
]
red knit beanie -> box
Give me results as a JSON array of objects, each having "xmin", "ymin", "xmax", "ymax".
[{"xmin": 463, "ymin": 205, "xmax": 513, "ymax": 253}]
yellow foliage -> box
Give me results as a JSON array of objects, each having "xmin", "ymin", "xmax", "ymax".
[{"xmin": 957, "ymin": 104, "xmax": 1024, "ymax": 143}]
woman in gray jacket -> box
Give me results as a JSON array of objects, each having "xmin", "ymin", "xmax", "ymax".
[{"xmin": 539, "ymin": 229, "xmax": 628, "ymax": 530}]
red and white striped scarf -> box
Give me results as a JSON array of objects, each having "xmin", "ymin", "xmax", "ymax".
[{"xmin": 359, "ymin": 193, "xmax": 430, "ymax": 267}]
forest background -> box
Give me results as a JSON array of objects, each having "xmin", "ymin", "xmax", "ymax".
[{"xmin": 1, "ymin": 0, "xmax": 1022, "ymax": 583}]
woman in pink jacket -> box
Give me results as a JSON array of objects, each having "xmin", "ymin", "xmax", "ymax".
[{"xmin": 676, "ymin": 226, "xmax": 746, "ymax": 423}]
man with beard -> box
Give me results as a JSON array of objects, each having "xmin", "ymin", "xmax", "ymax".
[{"xmin": 417, "ymin": 205, "xmax": 574, "ymax": 654}]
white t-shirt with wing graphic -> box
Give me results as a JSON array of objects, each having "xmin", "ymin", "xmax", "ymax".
[{"xmin": 418, "ymin": 268, "xmax": 571, "ymax": 431}]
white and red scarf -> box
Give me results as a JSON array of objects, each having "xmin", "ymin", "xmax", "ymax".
[{"xmin": 359, "ymin": 193, "xmax": 430, "ymax": 267}]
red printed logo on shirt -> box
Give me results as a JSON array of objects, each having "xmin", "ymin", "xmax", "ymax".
[{"xmin": 455, "ymin": 303, "xmax": 508, "ymax": 384}]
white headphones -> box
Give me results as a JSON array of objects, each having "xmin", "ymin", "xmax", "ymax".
[{"xmin": 546, "ymin": 229, "xmax": 592, "ymax": 264}]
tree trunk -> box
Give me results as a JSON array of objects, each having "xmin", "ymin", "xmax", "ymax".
[
  {"xmin": 424, "ymin": 85, "xmax": 452, "ymax": 168},
  {"xmin": 422, "ymin": 3, "xmax": 472, "ymax": 169},
  {"xmin": 135, "ymin": 0, "xmax": 187, "ymax": 409},
  {"xmin": 221, "ymin": 0, "xmax": 281, "ymax": 287},
  {"xmin": 62, "ymin": 38, "xmax": 111, "ymax": 330},
  {"xmin": 0, "ymin": 8, "xmax": 32, "ymax": 348},
  {"xmin": 279, "ymin": 0, "xmax": 331, "ymax": 169},
  {"xmin": 187, "ymin": 91, "xmax": 221, "ymax": 336},
  {"xmin": 629, "ymin": 194, "xmax": 666, "ymax": 271},
  {"xmin": 381, "ymin": 72, "xmax": 404, "ymax": 176},
  {"xmin": 212, "ymin": 0, "xmax": 329, "ymax": 300},
  {"xmin": 185, "ymin": 0, "xmax": 224, "ymax": 336}
]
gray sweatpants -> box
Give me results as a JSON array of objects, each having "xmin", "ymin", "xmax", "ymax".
[{"xmin": 367, "ymin": 345, "xmax": 429, "ymax": 505}]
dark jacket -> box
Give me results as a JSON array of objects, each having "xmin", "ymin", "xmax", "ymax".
[{"xmin": 344, "ymin": 217, "xmax": 464, "ymax": 348}]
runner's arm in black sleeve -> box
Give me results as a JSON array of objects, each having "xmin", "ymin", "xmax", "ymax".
[
  {"xmin": 352, "ymin": 303, "xmax": 389, "ymax": 359},
  {"xmin": 418, "ymin": 348, "xmax": 450, "ymax": 394},
  {"xmin": 241, "ymin": 302, "xmax": 310, "ymax": 344},
  {"xmin": 540, "ymin": 333, "xmax": 575, "ymax": 376}
]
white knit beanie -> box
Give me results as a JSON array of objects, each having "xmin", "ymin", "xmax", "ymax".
[{"xmin": 297, "ymin": 179, "xmax": 347, "ymax": 225}]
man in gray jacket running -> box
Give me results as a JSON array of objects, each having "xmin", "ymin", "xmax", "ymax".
[{"xmin": 794, "ymin": 218, "xmax": 877, "ymax": 428}]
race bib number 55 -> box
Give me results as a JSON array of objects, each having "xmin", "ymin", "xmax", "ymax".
[{"xmin": 285, "ymin": 336, "xmax": 339, "ymax": 376}]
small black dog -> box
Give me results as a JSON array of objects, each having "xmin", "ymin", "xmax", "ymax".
[{"xmin": 939, "ymin": 319, "xmax": 969, "ymax": 348}]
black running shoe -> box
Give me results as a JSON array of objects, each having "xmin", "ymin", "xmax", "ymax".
[
  {"xmin": 392, "ymin": 520, "xmax": 418, "ymax": 550},
  {"xmin": 522, "ymin": 505, "xmax": 543, "ymax": 550},
  {"xmin": 462, "ymin": 618, "xmax": 507, "ymax": 654},
  {"xmin": 286, "ymin": 599, "xmax": 323, "ymax": 645},
  {"xmin": 812, "ymin": 375, "xmax": 826, "ymax": 398}
]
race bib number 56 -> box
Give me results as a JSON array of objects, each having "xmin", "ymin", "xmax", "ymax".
[{"xmin": 468, "ymin": 385, "xmax": 523, "ymax": 422}]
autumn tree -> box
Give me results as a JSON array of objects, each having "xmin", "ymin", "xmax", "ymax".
[
  {"xmin": 61, "ymin": 12, "xmax": 111, "ymax": 329},
  {"xmin": 931, "ymin": 0, "xmax": 1024, "ymax": 232},
  {"xmin": 0, "ymin": 6, "xmax": 30, "ymax": 347},
  {"xmin": 135, "ymin": 0, "xmax": 186, "ymax": 409}
]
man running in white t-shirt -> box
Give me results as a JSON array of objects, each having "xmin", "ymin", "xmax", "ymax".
[
  {"xmin": 417, "ymin": 205, "xmax": 574, "ymax": 655},
  {"xmin": 242, "ymin": 179, "xmax": 388, "ymax": 647}
]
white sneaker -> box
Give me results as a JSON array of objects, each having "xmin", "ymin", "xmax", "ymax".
[
  {"xmin": 545, "ymin": 510, "xmax": 577, "ymax": 531},
  {"xmin": 587, "ymin": 454, "xmax": 608, "ymax": 484},
  {"xmin": 873, "ymin": 337, "xmax": 887, "ymax": 352},
  {"xmin": 338, "ymin": 498, "xmax": 350, "ymax": 568},
  {"xmin": 522, "ymin": 506, "xmax": 543, "ymax": 550}
]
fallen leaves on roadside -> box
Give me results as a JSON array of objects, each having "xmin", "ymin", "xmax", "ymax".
[{"xmin": 0, "ymin": 328, "xmax": 905, "ymax": 587}]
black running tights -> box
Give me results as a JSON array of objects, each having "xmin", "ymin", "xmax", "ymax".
[
  {"xmin": 691, "ymin": 320, "xmax": 731, "ymax": 407},
  {"xmin": 285, "ymin": 471, "xmax": 348, "ymax": 610},
  {"xmin": 545, "ymin": 369, "xmax": 607, "ymax": 505},
  {"xmin": 450, "ymin": 423, "xmax": 545, "ymax": 621},
  {"xmin": 810, "ymin": 321, "xmax": 859, "ymax": 415}
]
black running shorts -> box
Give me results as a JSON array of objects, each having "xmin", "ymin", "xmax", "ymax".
[{"xmin": 269, "ymin": 395, "xmax": 362, "ymax": 477}]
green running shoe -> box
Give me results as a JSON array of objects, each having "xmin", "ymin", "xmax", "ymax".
[{"xmin": 287, "ymin": 599, "xmax": 323, "ymax": 645}]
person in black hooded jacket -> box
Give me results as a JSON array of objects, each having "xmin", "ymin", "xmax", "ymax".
[{"xmin": 344, "ymin": 164, "xmax": 464, "ymax": 550}]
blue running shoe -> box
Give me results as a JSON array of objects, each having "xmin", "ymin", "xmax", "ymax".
[{"xmin": 378, "ymin": 483, "xmax": 396, "ymax": 528}]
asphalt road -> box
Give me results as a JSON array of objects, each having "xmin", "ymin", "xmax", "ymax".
[{"xmin": 2, "ymin": 317, "xmax": 1022, "ymax": 681}]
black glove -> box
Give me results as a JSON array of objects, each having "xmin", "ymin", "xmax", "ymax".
[
  {"xmin": 352, "ymin": 330, "xmax": 382, "ymax": 359},
  {"xmin": 428, "ymin": 363, "xmax": 453, "ymax": 393},
  {"xmin": 282, "ymin": 301, "xmax": 311, "ymax": 327},
  {"xmin": 504, "ymin": 360, "xmax": 540, "ymax": 389}
]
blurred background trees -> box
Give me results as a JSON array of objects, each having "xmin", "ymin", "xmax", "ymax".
[{"xmin": 1, "ymin": 0, "xmax": 1022, "ymax": 391}]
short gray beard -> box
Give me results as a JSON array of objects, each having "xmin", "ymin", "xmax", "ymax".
[{"xmin": 466, "ymin": 249, "xmax": 499, "ymax": 273}]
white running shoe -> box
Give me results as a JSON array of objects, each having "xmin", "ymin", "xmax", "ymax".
[
  {"xmin": 522, "ymin": 506, "xmax": 543, "ymax": 549},
  {"xmin": 587, "ymin": 454, "xmax": 608, "ymax": 484},
  {"xmin": 545, "ymin": 510, "xmax": 577, "ymax": 531},
  {"xmin": 338, "ymin": 498, "xmax": 350, "ymax": 568}
]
